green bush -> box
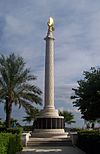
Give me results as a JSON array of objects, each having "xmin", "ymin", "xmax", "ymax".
[
  {"xmin": 0, "ymin": 133, "xmax": 11, "ymax": 154},
  {"xmin": 7, "ymin": 127, "xmax": 23, "ymax": 134},
  {"xmin": 7, "ymin": 134, "xmax": 22, "ymax": 154},
  {"xmin": 0, "ymin": 127, "xmax": 23, "ymax": 134},
  {"xmin": 22, "ymin": 125, "xmax": 33, "ymax": 132},
  {"xmin": 0, "ymin": 144, "xmax": 7, "ymax": 154},
  {"xmin": 77, "ymin": 130, "xmax": 100, "ymax": 154},
  {"xmin": 69, "ymin": 127, "xmax": 82, "ymax": 132},
  {"xmin": 0, "ymin": 133, "xmax": 22, "ymax": 154},
  {"xmin": 0, "ymin": 134, "xmax": 9, "ymax": 154}
]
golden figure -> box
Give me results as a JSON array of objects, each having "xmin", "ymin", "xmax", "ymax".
[{"xmin": 47, "ymin": 17, "xmax": 55, "ymax": 32}]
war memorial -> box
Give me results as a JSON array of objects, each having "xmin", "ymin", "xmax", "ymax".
[
  {"xmin": 32, "ymin": 17, "xmax": 67, "ymax": 138},
  {"xmin": 19, "ymin": 18, "xmax": 86, "ymax": 154}
]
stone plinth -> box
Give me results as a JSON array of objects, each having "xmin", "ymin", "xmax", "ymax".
[{"xmin": 34, "ymin": 117, "xmax": 64, "ymax": 129}]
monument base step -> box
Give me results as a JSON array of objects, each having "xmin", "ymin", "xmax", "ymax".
[
  {"xmin": 32, "ymin": 129, "xmax": 68, "ymax": 138},
  {"xmin": 27, "ymin": 137, "xmax": 72, "ymax": 147}
]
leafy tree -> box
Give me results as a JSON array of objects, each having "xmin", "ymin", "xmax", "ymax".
[
  {"xmin": 71, "ymin": 67, "xmax": 100, "ymax": 121},
  {"xmin": 0, "ymin": 53, "xmax": 42, "ymax": 128},
  {"xmin": 23, "ymin": 107, "xmax": 40, "ymax": 124},
  {"xmin": 59, "ymin": 110, "xmax": 75, "ymax": 127}
]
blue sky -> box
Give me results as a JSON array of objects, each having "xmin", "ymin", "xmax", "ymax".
[{"xmin": 0, "ymin": 0, "xmax": 100, "ymax": 127}]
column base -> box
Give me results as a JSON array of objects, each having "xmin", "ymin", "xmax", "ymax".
[
  {"xmin": 32, "ymin": 129, "xmax": 68, "ymax": 138},
  {"xmin": 32, "ymin": 107, "xmax": 67, "ymax": 138},
  {"xmin": 39, "ymin": 107, "xmax": 59, "ymax": 117},
  {"xmin": 32, "ymin": 116, "xmax": 67, "ymax": 138}
]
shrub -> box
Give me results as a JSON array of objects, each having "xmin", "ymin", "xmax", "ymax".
[
  {"xmin": 0, "ymin": 127, "xmax": 23, "ymax": 134},
  {"xmin": 0, "ymin": 133, "xmax": 22, "ymax": 154},
  {"xmin": 77, "ymin": 130, "xmax": 100, "ymax": 154},
  {"xmin": 0, "ymin": 133, "xmax": 12, "ymax": 154},
  {"xmin": 7, "ymin": 127, "xmax": 23, "ymax": 134},
  {"xmin": 0, "ymin": 134, "xmax": 9, "ymax": 154},
  {"xmin": 22, "ymin": 125, "xmax": 33, "ymax": 132},
  {"xmin": 69, "ymin": 127, "xmax": 82, "ymax": 132},
  {"xmin": 0, "ymin": 144, "xmax": 7, "ymax": 154},
  {"xmin": 7, "ymin": 134, "xmax": 22, "ymax": 154}
]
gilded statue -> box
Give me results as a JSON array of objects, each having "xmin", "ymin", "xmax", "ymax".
[{"xmin": 47, "ymin": 17, "xmax": 55, "ymax": 32}]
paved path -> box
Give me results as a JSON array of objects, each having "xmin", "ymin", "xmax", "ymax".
[{"xmin": 17, "ymin": 146, "xmax": 86, "ymax": 154}]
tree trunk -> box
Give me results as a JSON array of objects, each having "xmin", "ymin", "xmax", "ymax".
[{"xmin": 5, "ymin": 97, "xmax": 12, "ymax": 128}]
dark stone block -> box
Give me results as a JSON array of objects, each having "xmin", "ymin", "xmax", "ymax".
[{"xmin": 34, "ymin": 117, "xmax": 64, "ymax": 129}]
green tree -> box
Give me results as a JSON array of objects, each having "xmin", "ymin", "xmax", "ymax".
[
  {"xmin": 23, "ymin": 107, "xmax": 40, "ymax": 124},
  {"xmin": 0, "ymin": 53, "xmax": 42, "ymax": 128},
  {"xmin": 71, "ymin": 67, "xmax": 100, "ymax": 121},
  {"xmin": 59, "ymin": 110, "xmax": 75, "ymax": 127}
]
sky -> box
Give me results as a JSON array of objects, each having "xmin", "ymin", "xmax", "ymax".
[{"xmin": 0, "ymin": 0, "xmax": 100, "ymax": 127}]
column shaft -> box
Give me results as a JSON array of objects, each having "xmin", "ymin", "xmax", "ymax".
[{"xmin": 44, "ymin": 33, "xmax": 55, "ymax": 109}]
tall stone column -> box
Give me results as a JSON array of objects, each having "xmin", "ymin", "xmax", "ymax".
[
  {"xmin": 32, "ymin": 17, "xmax": 67, "ymax": 138},
  {"xmin": 41, "ymin": 17, "xmax": 58, "ymax": 117},
  {"xmin": 44, "ymin": 27, "xmax": 55, "ymax": 109}
]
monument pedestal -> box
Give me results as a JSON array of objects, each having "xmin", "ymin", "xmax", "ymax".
[{"xmin": 32, "ymin": 108, "xmax": 68, "ymax": 138}]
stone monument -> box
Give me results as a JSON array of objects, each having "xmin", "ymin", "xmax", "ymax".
[{"xmin": 32, "ymin": 17, "xmax": 67, "ymax": 138}]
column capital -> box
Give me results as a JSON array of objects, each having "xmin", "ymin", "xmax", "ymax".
[{"xmin": 44, "ymin": 32, "xmax": 55, "ymax": 40}]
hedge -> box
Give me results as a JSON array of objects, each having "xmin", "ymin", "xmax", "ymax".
[
  {"xmin": 22, "ymin": 125, "xmax": 33, "ymax": 132},
  {"xmin": 0, "ymin": 131, "xmax": 23, "ymax": 154},
  {"xmin": 77, "ymin": 130, "xmax": 100, "ymax": 154},
  {"xmin": 0, "ymin": 134, "xmax": 9, "ymax": 154},
  {"xmin": 0, "ymin": 127, "xmax": 23, "ymax": 134}
]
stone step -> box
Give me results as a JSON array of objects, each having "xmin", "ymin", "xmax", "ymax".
[{"xmin": 27, "ymin": 137, "xmax": 72, "ymax": 147}]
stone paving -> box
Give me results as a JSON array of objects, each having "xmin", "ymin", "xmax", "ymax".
[{"xmin": 17, "ymin": 146, "xmax": 86, "ymax": 154}]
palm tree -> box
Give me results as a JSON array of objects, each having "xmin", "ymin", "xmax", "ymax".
[
  {"xmin": 59, "ymin": 110, "xmax": 75, "ymax": 128},
  {"xmin": 23, "ymin": 107, "xmax": 40, "ymax": 124},
  {"xmin": 0, "ymin": 53, "xmax": 42, "ymax": 128}
]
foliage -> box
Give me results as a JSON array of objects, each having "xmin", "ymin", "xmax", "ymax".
[
  {"xmin": 69, "ymin": 127, "xmax": 82, "ymax": 132},
  {"xmin": 23, "ymin": 107, "xmax": 40, "ymax": 124},
  {"xmin": 59, "ymin": 110, "xmax": 75, "ymax": 126},
  {"xmin": 0, "ymin": 143, "xmax": 6, "ymax": 154},
  {"xmin": 0, "ymin": 119, "xmax": 5, "ymax": 127},
  {"xmin": 77, "ymin": 130, "xmax": 100, "ymax": 154},
  {"xmin": 71, "ymin": 67, "xmax": 100, "ymax": 121},
  {"xmin": 22, "ymin": 125, "xmax": 33, "ymax": 132},
  {"xmin": 0, "ymin": 127, "xmax": 23, "ymax": 134},
  {"xmin": 10, "ymin": 118, "xmax": 19, "ymax": 127},
  {"xmin": 0, "ymin": 133, "xmax": 22, "ymax": 154},
  {"xmin": 0, "ymin": 53, "xmax": 42, "ymax": 127},
  {"xmin": 0, "ymin": 134, "xmax": 8, "ymax": 154}
]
